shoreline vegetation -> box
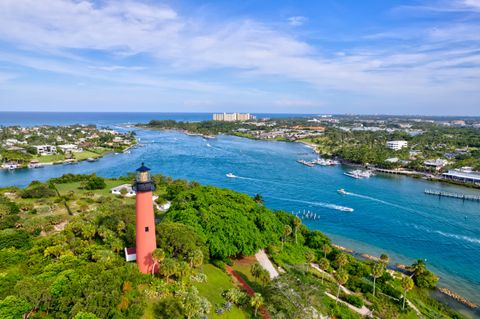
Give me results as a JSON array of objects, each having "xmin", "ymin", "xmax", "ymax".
[
  {"xmin": 0, "ymin": 125, "xmax": 137, "ymax": 171},
  {"xmin": 0, "ymin": 173, "xmax": 476, "ymax": 318},
  {"xmin": 139, "ymin": 117, "xmax": 480, "ymax": 190}
]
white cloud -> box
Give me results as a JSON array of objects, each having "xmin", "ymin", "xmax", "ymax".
[
  {"xmin": 0, "ymin": 0, "xmax": 478, "ymax": 113},
  {"xmin": 287, "ymin": 16, "xmax": 308, "ymax": 27}
]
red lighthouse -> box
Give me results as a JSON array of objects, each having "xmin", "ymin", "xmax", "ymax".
[{"xmin": 133, "ymin": 162, "xmax": 157, "ymax": 274}]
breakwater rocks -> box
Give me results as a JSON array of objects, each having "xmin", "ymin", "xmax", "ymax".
[{"xmin": 438, "ymin": 287, "xmax": 478, "ymax": 309}]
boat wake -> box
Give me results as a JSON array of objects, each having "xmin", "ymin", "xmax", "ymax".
[
  {"xmin": 266, "ymin": 196, "xmax": 354, "ymax": 212},
  {"xmin": 411, "ymin": 224, "xmax": 480, "ymax": 246},
  {"xmin": 342, "ymin": 190, "xmax": 419, "ymax": 214}
]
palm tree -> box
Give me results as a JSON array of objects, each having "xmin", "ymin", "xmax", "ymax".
[
  {"xmin": 322, "ymin": 244, "xmax": 332, "ymax": 259},
  {"xmin": 259, "ymin": 269, "xmax": 271, "ymax": 287},
  {"xmin": 401, "ymin": 276, "xmax": 414, "ymax": 310},
  {"xmin": 250, "ymin": 262, "xmax": 262, "ymax": 282},
  {"xmin": 335, "ymin": 253, "xmax": 348, "ymax": 269},
  {"xmin": 293, "ymin": 216, "xmax": 301, "ymax": 244},
  {"xmin": 305, "ymin": 251, "xmax": 315, "ymax": 272},
  {"xmin": 159, "ymin": 257, "xmax": 177, "ymax": 283},
  {"xmin": 372, "ymin": 262, "xmax": 385, "ymax": 296},
  {"xmin": 318, "ymin": 257, "xmax": 330, "ymax": 283},
  {"xmin": 189, "ymin": 249, "xmax": 203, "ymax": 268},
  {"xmin": 282, "ymin": 225, "xmax": 292, "ymax": 250},
  {"xmin": 253, "ymin": 193, "xmax": 264, "ymax": 204},
  {"xmin": 380, "ymin": 253, "xmax": 390, "ymax": 265},
  {"xmin": 250, "ymin": 293, "xmax": 264, "ymax": 318},
  {"xmin": 151, "ymin": 248, "xmax": 166, "ymax": 275},
  {"xmin": 334, "ymin": 268, "xmax": 349, "ymax": 304}
]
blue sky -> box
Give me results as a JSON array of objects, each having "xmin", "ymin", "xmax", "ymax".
[{"xmin": 0, "ymin": 0, "xmax": 479, "ymax": 115}]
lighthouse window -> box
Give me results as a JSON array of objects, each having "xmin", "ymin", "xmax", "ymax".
[{"xmin": 145, "ymin": 226, "xmax": 149, "ymax": 232}]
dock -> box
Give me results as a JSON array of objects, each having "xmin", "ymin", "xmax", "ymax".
[
  {"xmin": 424, "ymin": 189, "xmax": 480, "ymax": 201},
  {"xmin": 297, "ymin": 159, "xmax": 315, "ymax": 167}
]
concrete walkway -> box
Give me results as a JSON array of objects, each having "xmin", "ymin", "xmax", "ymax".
[
  {"xmin": 255, "ymin": 249, "xmax": 279, "ymax": 279},
  {"xmin": 325, "ymin": 292, "xmax": 373, "ymax": 317},
  {"xmin": 311, "ymin": 263, "xmax": 350, "ymax": 295}
]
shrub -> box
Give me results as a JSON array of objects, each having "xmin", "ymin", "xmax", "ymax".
[
  {"xmin": 211, "ymin": 259, "xmax": 226, "ymax": 271},
  {"xmin": 0, "ymin": 229, "xmax": 32, "ymax": 249},
  {"xmin": 20, "ymin": 184, "xmax": 56, "ymax": 199},
  {"xmin": 82, "ymin": 175, "xmax": 106, "ymax": 190},
  {"xmin": 344, "ymin": 294, "xmax": 364, "ymax": 308}
]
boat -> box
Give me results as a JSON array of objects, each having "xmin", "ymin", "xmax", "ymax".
[
  {"xmin": 206, "ymin": 143, "xmax": 212, "ymax": 147},
  {"xmin": 338, "ymin": 207, "xmax": 354, "ymax": 212},
  {"xmin": 28, "ymin": 160, "xmax": 44, "ymax": 168},
  {"xmin": 315, "ymin": 158, "xmax": 340, "ymax": 166},
  {"xmin": 226, "ymin": 173, "xmax": 237, "ymax": 178},
  {"xmin": 297, "ymin": 159, "xmax": 315, "ymax": 167},
  {"xmin": 337, "ymin": 188, "xmax": 347, "ymax": 195},
  {"xmin": 344, "ymin": 170, "xmax": 374, "ymax": 179},
  {"xmin": 87, "ymin": 157, "xmax": 98, "ymax": 162}
]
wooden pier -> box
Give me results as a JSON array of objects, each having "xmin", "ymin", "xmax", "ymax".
[{"xmin": 424, "ymin": 189, "xmax": 480, "ymax": 201}]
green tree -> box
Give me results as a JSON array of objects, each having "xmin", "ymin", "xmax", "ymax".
[
  {"xmin": 253, "ymin": 193, "xmax": 264, "ymax": 204},
  {"xmin": 152, "ymin": 248, "xmax": 166, "ymax": 275},
  {"xmin": 74, "ymin": 312, "xmax": 99, "ymax": 319},
  {"xmin": 335, "ymin": 253, "xmax": 348, "ymax": 269},
  {"xmin": 0, "ymin": 296, "xmax": 31, "ymax": 319},
  {"xmin": 251, "ymin": 262, "xmax": 262, "ymax": 282},
  {"xmin": 82, "ymin": 175, "xmax": 106, "ymax": 190},
  {"xmin": 318, "ymin": 257, "xmax": 330, "ymax": 283},
  {"xmin": 258, "ymin": 268, "xmax": 271, "ymax": 287},
  {"xmin": 293, "ymin": 216, "xmax": 301, "ymax": 244},
  {"xmin": 153, "ymin": 297, "xmax": 184, "ymax": 319},
  {"xmin": 282, "ymin": 224, "xmax": 292, "ymax": 250},
  {"xmin": 372, "ymin": 262, "xmax": 385, "ymax": 296},
  {"xmin": 250, "ymin": 293, "xmax": 264, "ymax": 318},
  {"xmin": 188, "ymin": 249, "xmax": 203, "ymax": 268},
  {"xmin": 380, "ymin": 253, "xmax": 390, "ymax": 265},
  {"xmin": 305, "ymin": 250, "xmax": 315, "ymax": 272},
  {"xmin": 323, "ymin": 244, "xmax": 332, "ymax": 259},
  {"xmin": 159, "ymin": 258, "xmax": 177, "ymax": 282},
  {"xmin": 402, "ymin": 276, "xmax": 414, "ymax": 310},
  {"xmin": 334, "ymin": 269, "xmax": 349, "ymax": 304}
]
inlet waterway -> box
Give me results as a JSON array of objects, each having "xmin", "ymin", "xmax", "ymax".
[{"xmin": 1, "ymin": 112, "xmax": 479, "ymax": 315}]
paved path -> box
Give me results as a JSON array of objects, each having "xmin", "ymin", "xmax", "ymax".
[
  {"xmin": 226, "ymin": 265, "xmax": 271, "ymax": 319},
  {"xmin": 255, "ymin": 250, "xmax": 279, "ymax": 279},
  {"xmin": 311, "ymin": 263, "xmax": 350, "ymax": 295},
  {"xmin": 325, "ymin": 292, "xmax": 373, "ymax": 317}
]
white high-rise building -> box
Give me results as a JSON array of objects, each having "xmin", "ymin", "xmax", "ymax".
[{"xmin": 212, "ymin": 113, "xmax": 255, "ymax": 122}]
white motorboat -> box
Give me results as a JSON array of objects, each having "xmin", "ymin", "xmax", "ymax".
[
  {"xmin": 226, "ymin": 173, "xmax": 237, "ymax": 178},
  {"xmin": 344, "ymin": 170, "xmax": 374, "ymax": 179},
  {"xmin": 337, "ymin": 188, "xmax": 347, "ymax": 195}
]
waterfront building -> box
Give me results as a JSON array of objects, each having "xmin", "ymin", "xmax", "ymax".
[
  {"xmin": 212, "ymin": 112, "xmax": 255, "ymax": 122},
  {"xmin": 58, "ymin": 144, "xmax": 81, "ymax": 153},
  {"xmin": 133, "ymin": 162, "xmax": 157, "ymax": 274},
  {"xmin": 34, "ymin": 145, "xmax": 57, "ymax": 156},
  {"xmin": 424, "ymin": 159, "xmax": 448, "ymax": 171},
  {"xmin": 386, "ymin": 140, "xmax": 408, "ymax": 150},
  {"xmin": 442, "ymin": 167, "xmax": 480, "ymax": 184}
]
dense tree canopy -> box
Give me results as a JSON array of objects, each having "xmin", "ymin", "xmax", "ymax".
[{"xmin": 164, "ymin": 185, "xmax": 287, "ymax": 259}]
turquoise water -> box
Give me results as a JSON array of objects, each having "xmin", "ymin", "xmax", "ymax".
[{"xmin": 1, "ymin": 113, "xmax": 480, "ymax": 313}]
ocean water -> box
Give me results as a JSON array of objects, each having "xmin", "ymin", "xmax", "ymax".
[{"xmin": 1, "ymin": 112, "xmax": 479, "ymax": 316}]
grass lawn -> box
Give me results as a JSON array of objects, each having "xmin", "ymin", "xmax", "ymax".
[
  {"xmin": 73, "ymin": 150, "xmax": 102, "ymax": 161},
  {"xmin": 195, "ymin": 264, "xmax": 250, "ymax": 319},
  {"xmin": 55, "ymin": 180, "xmax": 128, "ymax": 196},
  {"xmin": 33, "ymin": 154, "xmax": 65, "ymax": 163}
]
